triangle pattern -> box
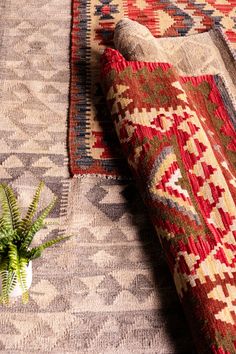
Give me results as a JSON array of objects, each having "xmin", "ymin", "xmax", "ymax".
[
  {"xmin": 2, "ymin": 155, "xmax": 24, "ymax": 168},
  {"xmin": 149, "ymin": 147, "xmax": 199, "ymax": 221},
  {"xmin": 32, "ymin": 156, "xmax": 57, "ymax": 168}
]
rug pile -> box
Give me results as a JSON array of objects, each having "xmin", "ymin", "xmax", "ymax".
[
  {"xmin": 0, "ymin": 0, "xmax": 235, "ymax": 352},
  {"xmin": 0, "ymin": 0, "xmax": 194, "ymax": 352},
  {"xmin": 101, "ymin": 46, "xmax": 236, "ymax": 353}
]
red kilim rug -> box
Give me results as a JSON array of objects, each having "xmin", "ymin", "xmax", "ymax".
[
  {"xmin": 69, "ymin": 0, "xmax": 236, "ymax": 176},
  {"xmin": 101, "ymin": 47, "xmax": 236, "ymax": 353}
]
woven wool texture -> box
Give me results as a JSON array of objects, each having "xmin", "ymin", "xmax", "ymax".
[
  {"xmin": 0, "ymin": 0, "xmax": 70, "ymax": 215},
  {"xmin": 0, "ymin": 2, "xmax": 195, "ymax": 352},
  {"xmin": 69, "ymin": 0, "xmax": 236, "ymax": 176},
  {"xmin": 101, "ymin": 48, "xmax": 236, "ymax": 354},
  {"xmin": 0, "ymin": 176, "xmax": 195, "ymax": 353}
]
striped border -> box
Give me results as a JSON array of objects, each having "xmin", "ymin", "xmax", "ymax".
[{"xmin": 69, "ymin": 0, "xmax": 128, "ymax": 176}]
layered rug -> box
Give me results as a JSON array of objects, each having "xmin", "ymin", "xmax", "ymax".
[
  {"xmin": 0, "ymin": 1, "xmax": 196, "ymax": 352},
  {"xmin": 69, "ymin": 0, "xmax": 236, "ymax": 176}
]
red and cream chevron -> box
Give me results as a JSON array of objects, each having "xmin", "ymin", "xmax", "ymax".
[{"xmin": 102, "ymin": 48, "xmax": 236, "ymax": 354}]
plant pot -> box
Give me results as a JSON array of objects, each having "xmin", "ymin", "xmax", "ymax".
[{"xmin": 0, "ymin": 261, "xmax": 32, "ymax": 298}]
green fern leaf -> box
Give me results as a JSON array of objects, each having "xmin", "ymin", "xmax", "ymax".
[
  {"xmin": 20, "ymin": 198, "xmax": 56, "ymax": 250},
  {"xmin": 8, "ymin": 243, "xmax": 19, "ymax": 271},
  {"xmin": 0, "ymin": 270, "xmax": 10, "ymax": 304},
  {"xmin": 0, "ymin": 257, "xmax": 14, "ymax": 304},
  {"xmin": 28, "ymin": 248, "xmax": 42, "ymax": 260},
  {"xmin": 0, "ymin": 184, "xmax": 21, "ymax": 231},
  {"xmin": 9, "ymin": 271, "xmax": 17, "ymax": 295},
  {"xmin": 29, "ymin": 235, "xmax": 70, "ymax": 260},
  {"xmin": 5, "ymin": 270, "xmax": 17, "ymax": 299},
  {"xmin": 8, "ymin": 244, "xmax": 28, "ymax": 298},
  {"xmin": 19, "ymin": 257, "xmax": 29, "ymax": 302},
  {"xmin": 39, "ymin": 235, "xmax": 70, "ymax": 250},
  {"xmin": 0, "ymin": 257, "xmax": 8, "ymax": 272},
  {"xmin": 0, "ymin": 217, "xmax": 4, "ymax": 229},
  {"xmin": 18, "ymin": 182, "xmax": 44, "ymax": 238},
  {"xmin": 22, "ymin": 290, "xmax": 29, "ymax": 304},
  {"xmin": 0, "ymin": 218, "xmax": 13, "ymax": 246},
  {"xmin": 0, "ymin": 250, "xmax": 29, "ymax": 304}
]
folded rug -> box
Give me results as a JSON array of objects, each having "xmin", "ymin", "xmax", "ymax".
[
  {"xmin": 114, "ymin": 19, "xmax": 236, "ymax": 101},
  {"xmin": 69, "ymin": 0, "xmax": 236, "ymax": 177},
  {"xmin": 101, "ymin": 48, "xmax": 236, "ymax": 354}
]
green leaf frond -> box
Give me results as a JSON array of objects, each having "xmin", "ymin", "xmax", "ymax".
[
  {"xmin": 0, "ymin": 184, "xmax": 21, "ymax": 231},
  {"xmin": 0, "ymin": 234, "xmax": 12, "ymax": 250},
  {"xmin": 0, "ymin": 270, "xmax": 10, "ymax": 304},
  {"xmin": 20, "ymin": 197, "xmax": 57, "ymax": 251},
  {"xmin": 8, "ymin": 243, "xmax": 19, "ymax": 271},
  {"xmin": 22, "ymin": 290, "xmax": 29, "ymax": 304},
  {"xmin": 8, "ymin": 243, "xmax": 28, "ymax": 302},
  {"xmin": 0, "ymin": 257, "xmax": 17, "ymax": 305},
  {"xmin": 19, "ymin": 257, "xmax": 29, "ymax": 303},
  {"xmin": 0, "ymin": 269, "xmax": 17, "ymax": 305},
  {"xmin": 18, "ymin": 182, "xmax": 44, "ymax": 238},
  {"xmin": 29, "ymin": 235, "xmax": 71, "ymax": 260}
]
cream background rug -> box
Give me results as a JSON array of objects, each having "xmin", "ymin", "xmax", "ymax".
[
  {"xmin": 0, "ymin": 0, "xmax": 70, "ymax": 216},
  {"xmin": 0, "ymin": 1, "xmax": 194, "ymax": 352},
  {"xmin": 0, "ymin": 176, "xmax": 194, "ymax": 353}
]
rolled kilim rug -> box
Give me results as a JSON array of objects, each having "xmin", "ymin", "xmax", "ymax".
[
  {"xmin": 114, "ymin": 19, "xmax": 236, "ymax": 104},
  {"xmin": 101, "ymin": 47, "xmax": 236, "ymax": 353}
]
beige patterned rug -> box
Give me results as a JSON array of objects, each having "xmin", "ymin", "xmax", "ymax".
[
  {"xmin": 0, "ymin": 0, "xmax": 194, "ymax": 352},
  {"xmin": 0, "ymin": 0, "xmax": 70, "ymax": 216},
  {"xmin": 0, "ymin": 176, "xmax": 195, "ymax": 353}
]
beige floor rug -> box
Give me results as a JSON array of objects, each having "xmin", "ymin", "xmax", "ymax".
[
  {"xmin": 0, "ymin": 175, "xmax": 195, "ymax": 353},
  {"xmin": 0, "ymin": 0, "xmax": 70, "ymax": 217},
  {"xmin": 0, "ymin": 1, "xmax": 194, "ymax": 352}
]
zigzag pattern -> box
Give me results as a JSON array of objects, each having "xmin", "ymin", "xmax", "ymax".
[
  {"xmin": 0, "ymin": 175, "xmax": 194, "ymax": 352},
  {"xmin": 0, "ymin": 0, "xmax": 70, "ymax": 217},
  {"xmin": 102, "ymin": 48, "xmax": 236, "ymax": 353}
]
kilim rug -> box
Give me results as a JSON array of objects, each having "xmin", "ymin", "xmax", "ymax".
[
  {"xmin": 101, "ymin": 47, "xmax": 236, "ymax": 353},
  {"xmin": 69, "ymin": 0, "xmax": 236, "ymax": 176},
  {"xmin": 0, "ymin": 176, "xmax": 195, "ymax": 353},
  {"xmin": 0, "ymin": 0, "xmax": 70, "ymax": 348},
  {"xmin": 0, "ymin": 1, "xmax": 195, "ymax": 352},
  {"xmin": 0, "ymin": 0, "xmax": 70, "ymax": 216}
]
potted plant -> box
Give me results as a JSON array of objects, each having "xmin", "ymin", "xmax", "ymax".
[{"xmin": 0, "ymin": 182, "xmax": 70, "ymax": 304}]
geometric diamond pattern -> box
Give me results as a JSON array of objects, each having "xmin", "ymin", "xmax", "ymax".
[
  {"xmin": 102, "ymin": 47, "xmax": 236, "ymax": 353},
  {"xmin": 86, "ymin": 181, "xmax": 132, "ymax": 221},
  {"xmin": 208, "ymin": 284, "xmax": 236, "ymax": 325},
  {"xmin": 0, "ymin": 172, "xmax": 194, "ymax": 352},
  {"xmin": 0, "ymin": 0, "xmax": 70, "ymax": 218}
]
